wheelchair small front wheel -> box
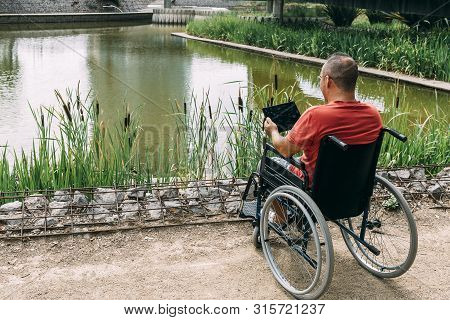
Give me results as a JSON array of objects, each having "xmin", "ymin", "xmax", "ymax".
[
  {"xmin": 341, "ymin": 175, "xmax": 418, "ymax": 278},
  {"xmin": 252, "ymin": 226, "xmax": 262, "ymax": 249},
  {"xmin": 260, "ymin": 186, "xmax": 334, "ymax": 300}
]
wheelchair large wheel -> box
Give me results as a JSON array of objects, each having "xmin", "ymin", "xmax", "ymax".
[
  {"xmin": 341, "ymin": 175, "xmax": 418, "ymax": 278},
  {"xmin": 260, "ymin": 186, "xmax": 334, "ymax": 300}
]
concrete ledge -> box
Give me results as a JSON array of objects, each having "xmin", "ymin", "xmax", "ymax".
[
  {"xmin": 0, "ymin": 12, "xmax": 153, "ymax": 24},
  {"xmin": 172, "ymin": 32, "xmax": 450, "ymax": 93}
]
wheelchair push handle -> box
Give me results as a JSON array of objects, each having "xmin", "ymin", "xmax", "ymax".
[
  {"xmin": 327, "ymin": 135, "xmax": 349, "ymax": 151},
  {"xmin": 383, "ymin": 127, "xmax": 407, "ymax": 142}
]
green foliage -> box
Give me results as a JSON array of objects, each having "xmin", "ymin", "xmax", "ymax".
[
  {"xmin": 186, "ymin": 15, "xmax": 450, "ymax": 82},
  {"xmin": 378, "ymin": 92, "xmax": 450, "ymax": 168},
  {"xmin": 0, "ymin": 83, "xmax": 447, "ymax": 192},
  {"xmin": 284, "ymin": 3, "xmax": 325, "ymax": 18},
  {"xmin": 366, "ymin": 10, "xmax": 391, "ymax": 24},
  {"xmin": 323, "ymin": 5, "xmax": 361, "ymax": 27},
  {"xmin": 387, "ymin": 12, "xmax": 445, "ymax": 29}
]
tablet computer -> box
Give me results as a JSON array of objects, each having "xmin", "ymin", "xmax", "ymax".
[{"xmin": 262, "ymin": 101, "xmax": 301, "ymax": 133}]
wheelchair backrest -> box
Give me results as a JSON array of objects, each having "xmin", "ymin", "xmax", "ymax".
[{"xmin": 311, "ymin": 133, "xmax": 384, "ymax": 220}]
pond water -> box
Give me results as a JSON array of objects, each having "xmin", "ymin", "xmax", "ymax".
[{"xmin": 0, "ymin": 23, "xmax": 448, "ymax": 156}]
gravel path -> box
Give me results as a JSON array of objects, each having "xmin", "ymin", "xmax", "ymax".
[{"xmin": 0, "ymin": 208, "xmax": 448, "ymax": 300}]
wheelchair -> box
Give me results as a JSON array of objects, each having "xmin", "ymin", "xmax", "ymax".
[{"xmin": 239, "ymin": 128, "xmax": 418, "ymax": 299}]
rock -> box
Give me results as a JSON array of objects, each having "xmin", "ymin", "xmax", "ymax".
[
  {"xmin": 410, "ymin": 182, "xmax": 427, "ymax": 192},
  {"xmin": 53, "ymin": 190, "xmax": 71, "ymax": 202},
  {"xmin": 179, "ymin": 183, "xmax": 199, "ymax": 199},
  {"xmin": 164, "ymin": 200, "xmax": 183, "ymax": 214},
  {"xmin": 233, "ymin": 179, "xmax": 248, "ymax": 193},
  {"xmin": 120, "ymin": 200, "xmax": 140, "ymax": 220},
  {"xmin": 153, "ymin": 187, "xmax": 178, "ymax": 199},
  {"xmin": 94, "ymin": 213, "xmax": 109, "ymax": 221},
  {"xmin": 205, "ymin": 186, "xmax": 221, "ymax": 198},
  {"xmin": 72, "ymin": 191, "xmax": 89, "ymax": 212},
  {"xmin": 93, "ymin": 188, "xmax": 124, "ymax": 209},
  {"xmin": 225, "ymin": 196, "xmax": 241, "ymax": 214},
  {"xmin": 187, "ymin": 200, "xmax": 205, "ymax": 215},
  {"xmin": 35, "ymin": 217, "xmax": 58, "ymax": 227},
  {"xmin": 410, "ymin": 168, "xmax": 426, "ymax": 180},
  {"xmin": 0, "ymin": 201, "xmax": 22, "ymax": 214},
  {"xmin": 24, "ymin": 194, "xmax": 48, "ymax": 215},
  {"xmin": 219, "ymin": 188, "xmax": 230, "ymax": 197},
  {"xmin": 126, "ymin": 188, "xmax": 146, "ymax": 200},
  {"xmin": 0, "ymin": 214, "xmax": 22, "ymax": 227},
  {"xmin": 87, "ymin": 206, "xmax": 110, "ymax": 220},
  {"xmin": 388, "ymin": 169, "xmax": 410, "ymax": 180},
  {"xmin": 181, "ymin": 181, "xmax": 222, "ymax": 199},
  {"xmin": 229, "ymin": 190, "xmax": 241, "ymax": 197},
  {"xmin": 146, "ymin": 200, "xmax": 164, "ymax": 219},
  {"xmin": 427, "ymin": 183, "xmax": 444, "ymax": 199},
  {"xmin": 48, "ymin": 201, "xmax": 69, "ymax": 216},
  {"xmin": 105, "ymin": 216, "xmax": 117, "ymax": 224},
  {"xmin": 205, "ymin": 201, "xmax": 223, "ymax": 213},
  {"xmin": 436, "ymin": 167, "xmax": 450, "ymax": 179},
  {"xmin": 217, "ymin": 180, "xmax": 234, "ymax": 192}
]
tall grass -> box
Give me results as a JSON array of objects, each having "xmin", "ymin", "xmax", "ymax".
[
  {"xmin": 378, "ymin": 93, "xmax": 449, "ymax": 167},
  {"xmin": 0, "ymin": 84, "xmax": 447, "ymax": 193},
  {"xmin": 186, "ymin": 15, "xmax": 450, "ymax": 82}
]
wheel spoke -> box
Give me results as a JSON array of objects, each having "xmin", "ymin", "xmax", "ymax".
[{"xmin": 341, "ymin": 176, "xmax": 417, "ymax": 277}]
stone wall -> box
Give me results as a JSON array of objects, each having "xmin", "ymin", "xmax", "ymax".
[{"xmin": 0, "ymin": 0, "xmax": 150, "ymax": 14}]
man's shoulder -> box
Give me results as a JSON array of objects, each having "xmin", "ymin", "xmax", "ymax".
[
  {"xmin": 309, "ymin": 101, "xmax": 380, "ymax": 113},
  {"xmin": 303, "ymin": 104, "xmax": 326, "ymax": 116}
]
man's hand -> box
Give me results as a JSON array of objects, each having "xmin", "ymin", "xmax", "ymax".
[
  {"xmin": 264, "ymin": 117, "xmax": 302, "ymax": 158},
  {"xmin": 264, "ymin": 117, "xmax": 278, "ymax": 136}
]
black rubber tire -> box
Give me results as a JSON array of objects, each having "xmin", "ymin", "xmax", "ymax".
[
  {"xmin": 260, "ymin": 185, "xmax": 334, "ymax": 300},
  {"xmin": 341, "ymin": 175, "xmax": 418, "ymax": 278},
  {"xmin": 252, "ymin": 226, "xmax": 262, "ymax": 249}
]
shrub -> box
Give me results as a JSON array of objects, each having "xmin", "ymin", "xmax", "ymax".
[
  {"xmin": 323, "ymin": 5, "xmax": 361, "ymax": 27},
  {"xmin": 366, "ymin": 10, "xmax": 391, "ymax": 24}
]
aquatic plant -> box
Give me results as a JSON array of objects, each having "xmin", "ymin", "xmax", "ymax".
[
  {"xmin": 0, "ymin": 84, "xmax": 447, "ymax": 193},
  {"xmin": 186, "ymin": 15, "xmax": 450, "ymax": 82}
]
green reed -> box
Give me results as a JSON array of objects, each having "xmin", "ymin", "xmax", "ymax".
[
  {"xmin": 0, "ymin": 83, "xmax": 447, "ymax": 193},
  {"xmin": 186, "ymin": 15, "xmax": 450, "ymax": 82}
]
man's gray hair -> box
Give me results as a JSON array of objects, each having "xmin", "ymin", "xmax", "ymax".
[{"xmin": 323, "ymin": 53, "xmax": 358, "ymax": 92}]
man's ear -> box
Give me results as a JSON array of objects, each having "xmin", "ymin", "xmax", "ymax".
[{"xmin": 326, "ymin": 76, "xmax": 332, "ymax": 89}]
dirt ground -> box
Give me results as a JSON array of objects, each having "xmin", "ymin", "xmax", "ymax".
[{"xmin": 0, "ymin": 208, "xmax": 448, "ymax": 300}]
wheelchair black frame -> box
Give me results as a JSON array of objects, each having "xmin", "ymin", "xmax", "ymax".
[{"xmin": 241, "ymin": 127, "xmax": 407, "ymax": 257}]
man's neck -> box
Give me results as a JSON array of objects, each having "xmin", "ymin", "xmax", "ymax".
[{"xmin": 326, "ymin": 92, "xmax": 356, "ymax": 104}]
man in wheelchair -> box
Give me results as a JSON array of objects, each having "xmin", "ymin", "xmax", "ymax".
[
  {"xmin": 240, "ymin": 53, "xmax": 418, "ymax": 299},
  {"xmin": 264, "ymin": 53, "xmax": 382, "ymax": 189}
]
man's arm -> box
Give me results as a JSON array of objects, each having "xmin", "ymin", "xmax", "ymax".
[{"xmin": 264, "ymin": 117, "xmax": 302, "ymax": 158}]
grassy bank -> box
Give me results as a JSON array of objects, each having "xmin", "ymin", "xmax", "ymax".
[
  {"xmin": 186, "ymin": 15, "xmax": 450, "ymax": 82},
  {"xmin": 0, "ymin": 84, "xmax": 448, "ymax": 193}
]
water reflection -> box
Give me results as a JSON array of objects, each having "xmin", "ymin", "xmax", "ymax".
[{"xmin": 186, "ymin": 39, "xmax": 449, "ymax": 118}]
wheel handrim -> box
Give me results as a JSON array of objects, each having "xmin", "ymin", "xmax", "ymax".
[{"xmin": 261, "ymin": 192, "xmax": 322, "ymax": 296}]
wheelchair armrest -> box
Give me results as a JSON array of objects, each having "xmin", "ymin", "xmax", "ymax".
[
  {"xmin": 264, "ymin": 143, "xmax": 305, "ymax": 169},
  {"xmin": 383, "ymin": 127, "xmax": 407, "ymax": 142},
  {"xmin": 264, "ymin": 143, "xmax": 309, "ymax": 188}
]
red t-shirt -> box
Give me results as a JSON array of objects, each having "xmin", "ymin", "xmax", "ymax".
[{"xmin": 285, "ymin": 101, "xmax": 383, "ymax": 186}]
